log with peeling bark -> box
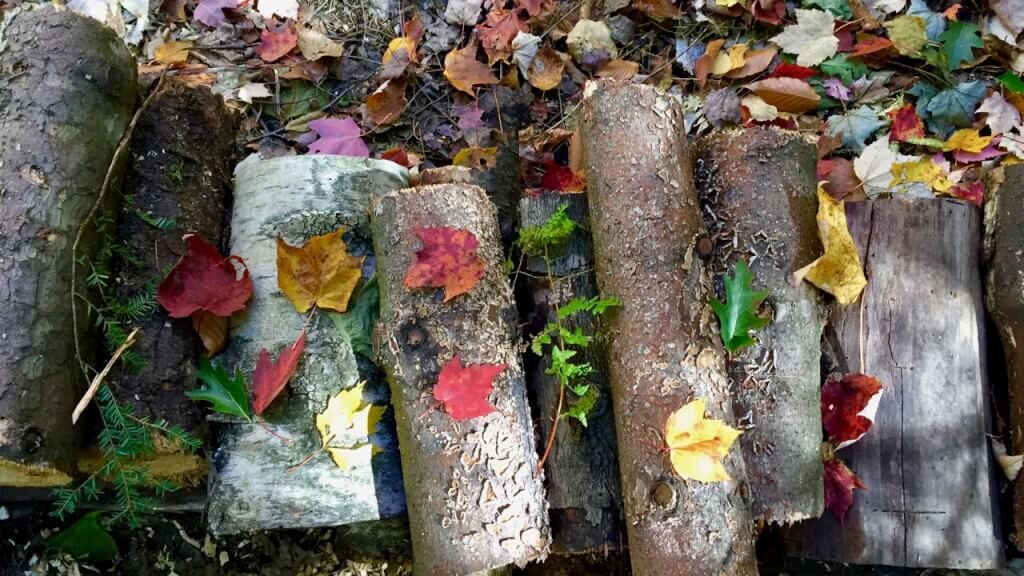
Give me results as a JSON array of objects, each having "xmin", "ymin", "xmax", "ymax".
[
  {"xmin": 985, "ymin": 165, "xmax": 1024, "ymax": 547},
  {"xmin": 518, "ymin": 192, "xmax": 623, "ymax": 553},
  {"xmin": 0, "ymin": 5, "xmax": 137, "ymax": 487},
  {"xmin": 694, "ymin": 128, "xmax": 825, "ymax": 524},
  {"xmin": 579, "ymin": 80, "xmax": 757, "ymax": 575},
  {"xmin": 207, "ymin": 155, "xmax": 409, "ymax": 535},
  {"xmin": 371, "ymin": 184, "xmax": 551, "ymax": 575},
  {"xmin": 788, "ymin": 198, "xmax": 1003, "ymax": 569}
]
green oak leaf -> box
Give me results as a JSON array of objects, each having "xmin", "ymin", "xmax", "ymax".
[
  {"xmin": 938, "ymin": 21, "xmax": 983, "ymax": 72},
  {"xmin": 327, "ymin": 276, "xmax": 380, "ymax": 359},
  {"xmin": 710, "ymin": 260, "xmax": 770, "ymax": 354},
  {"xmin": 188, "ymin": 357, "xmax": 252, "ymax": 421},
  {"xmin": 48, "ymin": 512, "xmax": 119, "ymax": 563}
]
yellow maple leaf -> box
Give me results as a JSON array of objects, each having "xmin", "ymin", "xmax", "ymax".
[
  {"xmin": 942, "ymin": 129, "xmax": 992, "ymax": 153},
  {"xmin": 891, "ymin": 159, "xmax": 953, "ymax": 192},
  {"xmin": 277, "ymin": 228, "xmax": 363, "ymax": 314},
  {"xmin": 666, "ymin": 399, "xmax": 742, "ymax": 483},
  {"xmin": 316, "ymin": 382, "xmax": 386, "ymax": 470},
  {"xmin": 793, "ymin": 186, "xmax": 867, "ymax": 305}
]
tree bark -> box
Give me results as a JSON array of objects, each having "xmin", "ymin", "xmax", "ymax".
[
  {"xmin": 112, "ymin": 81, "xmax": 236, "ymax": 439},
  {"xmin": 518, "ymin": 192, "xmax": 624, "ymax": 554},
  {"xmin": 0, "ymin": 5, "xmax": 137, "ymax": 487},
  {"xmin": 207, "ymin": 155, "xmax": 409, "ymax": 534},
  {"xmin": 693, "ymin": 128, "xmax": 825, "ymax": 524},
  {"xmin": 984, "ymin": 165, "xmax": 1024, "ymax": 548},
  {"xmin": 371, "ymin": 183, "xmax": 551, "ymax": 576},
  {"xmin": 787, "ymin": 199, "xmax": 1003, "ymax": 569},
  {"xmin": 579, "ymin": 80, "xmax": 757, "ymax": 576}
]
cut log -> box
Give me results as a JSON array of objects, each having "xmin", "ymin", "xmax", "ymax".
[
  {"xmin": 112, "ymin": 81, "xmax": 236, "ymax": 441},
  {"xmin": 984, "ymin": 165, "xmax": 1024, "ymax": 547},
  {"xmin": 207, "ymin": 155, "xmax": 409, "ymax": 534},
  {"xmin": 579, "ymin": 80, "xmax": 757, "ymax": 575},
  {"xmin": 371, "ymin": 183, "xmax": 551, "ymax": 575},
  {"xmin": 518, "ymin": 192, "xmax": 623, "ymax": 553},
  {"xmin": 0, "ymin": 5, "xmax": 137, "ymax": 487},
  {"xmin": 693, "ymin": 127, "xmax": 825, "ymax": 524},
  {"xmin": 787, "ymin": 198, "xmax": 1003, "ymax": 569}
]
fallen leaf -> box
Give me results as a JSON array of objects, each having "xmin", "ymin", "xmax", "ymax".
[
  {"xmin": 741, "ymin": 94, "xmax": 778, "ymax": 121},
  {"xmin": 632, "ymin": 0, "xmax": 683, "ymax": 19},
  {"xmin": 308, "ymin": 117, "xmax": 369, "ymax": 157},
  {"xmin": 821, "ymin": 158, "xmax": 864, "ymax": 200},
  {"xmin": 157, "ymin": 235, "xmax": 253, "ymax": 318},
  {"xmin": 949, "ymin": 181, "xmax": 984, "ymax": 206},
  {"xmin": 991, "ymin": 438, "xmax": 1023, "ymax": 481},
  {"xmin": 696, "ymin": 39, "xmax": 725, "ymax": 86},
  {"xmin": 711, "ymin": 43, "xmax": 747, "ymax": 76},
  {"xmin": 316, "ymin": 381, "xmax": 385, "ymax": 468},
  {"xmin": 993, "ymin": 0, "xmax": 1024, "ymax": 40},
  {"xmin": 710, "ymin": 260, "xmax": 769, "ymax": 353},
  {"xmin": 380, "ymin": 36, "xmax": 417, "ymax": 79},
  {"xmin": 793, "ymin": 186, "xmax": 867, "ymax": 305},
  {"xmin": 824, "ymin": 456, "xmax": 865, "ymax": 523},
  {"xmin": 888, "ymin": 103, "xmax": 925, "ymax": 142},
  {"xmin": 366, "ymin": 77, "xmax": 408, "ymax": 126},
  {"xmin": 822, "ymin": 372, "xmax": 883, "ymax": 448},
  {"xmin": 326, "ymin": 277, "xmax": 379, "ymax": 358},
  {"xmin": 433, "ymin": 355, "xmax": 505, "ymax": 420},
  {"xmin": 745, "ymin": 77, "xmax": 821, "ymax": 114},
  {"xmin": 566, "ymin": 19, "xmax": 618, "ymax": 69},
  {"xmin": 404, "ymin": 227, "xmax": 486, "ymax": 301},
  {"xmin": 256, "ymin": 20, "xmax": 298, "ymax": 63},
  {"xmin": 237, "ymin": 83, "xmax": 272, "ymax": 103},
  {"xmin": 770, "ymin": 9, "xmax": 839, "ymax": 67},
  {"xmin": 444, "ymin": 42, "xmax": 500, "ymax": 95},
  {"xmin": 480, "ymin": 7, "xmax": 526, "ymax": 64},
  {"xmin": 705, "ymin": 88, "xmax": 742, "ymax": 129},
  {"xmin": 849, "ymin": 36, "xmax": 893, "ymax": 57},
  {"xmin": 194, "ymin": 0, "xmax": 236, "ymax": 27},
  {"xmin": 512, "ymin": 31, "xmax": 542, "ymax": 77},
  {"xmin": 252, "ymin": 330, "xmax": 307, "ymax": 416},
  {"xmin": 444, "ymin": 0, "xmax": 483, "ymax": 25},
  {"xmin": 824, "ymin": 78, "xmax": 851, "ymax": 102},
  {"xmin": 825, "ymin": 106, "xmax": 886, "ymax": 152},
  {"xmin": 257, "ymin": 0, "xmax": 297, "ymax": 20},
  {"xmin": 381, "ymin": 147, "xmax": 413, "ymax": 167},
  {"xmin": 188, "ymin": 357, "xmax": 252, "ymax": 421},
  {"xmin": 977, "ymin": 93, "xmax": 1022, "ymax": 136},
  {"xmin": 883, "ymin": 15, "xmax": 927, "ymax": 56},
  {"xmin": 938, "ymin": 21, "xmax": 982, "ymax": 71},
  {"xmin": 155, "ymin": 40, "xmax": 193, "ymax": 65},
  {"xmin": 769, "ymin": 62, "xmax": 818, "ymax": 80},
  {"xmin": 725, "ymin": 48, "xmax": 777, "ymax": 78},
  {"xmin": 192, "ymin": 311, "xmax": 228, "ymax": 356},
  {"xmin": 528, "ymin": 44, "xmax": 564, "ymax": 91},
  {"xmin": 277, "ymin": 229, "xmax": 363, "ymax": 314},
  {"xmin": 595, "ymin": 59, "xmax": 640, "ymax": 80},
  {"xmin": 452, "ymin": 146, "xmax": 498, "ymax": 170},
  {"xmin": 665, "ymin": 398, "xmax": 742, "ymax": 483},
  {"xmin": 297, "ymin": 27, "xmax": 344, "ymax": 60},
  {"xmin": 854, "ymin": 135, "xmax": 916, "ymax": 198},
  {"xmin": 540, "ymin": 161, "xmax": 586, "ymax": 192},
  {"xmin": 891, "ymin": 158, "xmax": 952, "ymax": 192},
  {"xmin": 943, "ymin": 129, "xmax": 993, "ymax": 153}
]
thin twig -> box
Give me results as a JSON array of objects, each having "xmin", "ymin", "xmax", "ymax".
[
  {"xmin": 72, "ymin": 328, "xmax": 140, "ymax": 423},
  {"xmin": 70, "ymin": 70, "xmax": 169, "ymax": 383}
]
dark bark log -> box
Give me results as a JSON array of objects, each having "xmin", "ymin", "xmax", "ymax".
[
  {"xmin": 111, "ymin": 81, "xmax": 236, "ymax": 438},
  {"xmin": 984, "ymin": 165, "xmax": 1024, "ymax": 548},
  {"xmin": 371, "ymin": 184, "xmax": 551, "ymax": 575},
  {"xmin": 518, "ymin": 193, "xmax": 623, "ymax": 554},
  {"xmin": 579, "ymin": 80, "xmax": 757, "ymax": 576},
  {"xmin": 208, "ymin": 156, "xmax": 409, "ymax": 534},
  {"xmin": 787, "ymin": 199, "xmax": 1003, "ymax": 569},
  {"xmin": 693, "ymin": 128, "xmax": 825, "ymax": 524},
  {"xmin": 0, "ymin": 5, "xmax": 137, "ymax": 487}
]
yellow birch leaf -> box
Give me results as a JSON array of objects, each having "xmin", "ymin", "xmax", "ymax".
[
  {"xmin": 666, "ymin": 399, "xmax": 742, "ymax": 483},
  {"xmin": 793, "ymin": 186, "xmax": 868, "ymax": 305},
  {"xmin": 711, "ymin": 43, "xmax": 747, "ymax": 75},
  {"xmin": 316, "ymin": 382, "xmax": 386, "ymax": 470},
  {"xmin": 942, "ymin": 129, "xmax": 992, "ymax": 153},
  {"xmin": 277, "ymin": 228, "xmax": 363, "ymax": 314},
  {"xmin": 891, "ymin": 159, "xmax": 953, "ymax": 192}
]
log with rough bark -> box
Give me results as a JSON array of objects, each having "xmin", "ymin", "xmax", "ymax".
[
  {"xmin": 985, "ymin": 165, "xmax": 1024, "ymax": 547},
  {"xmin": 518, "ymin": 192, "xmax": 623, "ymax": 553},
  {"xmin": 694, "ymin": 128, "xmax": 825, "ymax": 524},
  {"xmin": 0, "ymin": 5, "xmax": 137, "ymax": 487},
  {"xmin": 788, "ymin": 198, "xmax": 1003, "ymax": 569},
  {"xmin": 109, "ymin": 82, "xmax": 236, "ymax": 467},
  {"xmin": 207, "ymin": 155, "xmax": 409, "ymax": 534},
  {"xmin": 579, "ymin": 80, "xmax": 757, "ymax": 575},
  {"xmin": 371, "ymin": 183, "xmax": 551, "ymax": 575}
]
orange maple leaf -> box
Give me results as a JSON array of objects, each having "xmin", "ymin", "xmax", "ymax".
[{"xmin": 404, "ymin": 227, "xmax": 486, "ymax": 301}]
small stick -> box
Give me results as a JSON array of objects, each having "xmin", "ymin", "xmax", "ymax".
[{"xmin": 71, "ymin": 328, "xmax": 140, "ymax": 423}]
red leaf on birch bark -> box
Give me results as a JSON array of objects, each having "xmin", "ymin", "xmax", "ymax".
[
  {"xmin": 824, "ymin": 457, "xmax": 865, "ymax": 523},
  {"xmin": 888, "ymin": 104, "xmax": 925, "ymax": 143},
  {"xmin": 157, "ymin": 234, "xmax": 252, "ymax": 318},
  {"xmin": 252, "ymin": 330, "xmax": 307, "ymax": 415},
  {"xmin": 404, "ymin": 227, "xmax": 486, "ymax": 301},
  {"xmin": 256, "ymin": 19, "xmax": 298, "ymax": 63},
  {"xmin": 433, "ymin": 355, "xmax": 505, "ymax": 420},
  {"xmin": 822, "ymin": 372, "xmax": 883, "ymax": 447}
]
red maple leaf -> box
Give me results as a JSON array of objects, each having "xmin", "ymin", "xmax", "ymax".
[
  {"xmin": 404, "ymin": 227, "xmax": 486, "ymax": 301},
  {"xmin": 252, "ymin": 330, "xmax": 307, "ymax": 416},
  {"xmin": 822, "ymin": 372, "xmax": 883, "ymax": 447},
  {"xmin": 888, "ymin": 104, "xmax": 925, "ymax": 143},
  {"xmin": 950, "ymin": 181, "xmax": 984, "ymax": 206},
  {"xmin": 479, "ymin": 7, "xmax": 527, "ymax": 64},
  {"xmin": 540, "ymin": 161, "xmax": 586, "ymax": 192},
  {"xmin": 256, "ymin": 19, "xmax": 298, "ymax": 63},
  {"xmin": 157, "ymin": 234, "xmax": 252, "ymax": 319},
  {"xmin": 824, "ymin": 456, "xmax": 865, "ymax": 524},
  {"xmin": 433, "ymin": 355, "xmax": 505, "ymax": 420}
]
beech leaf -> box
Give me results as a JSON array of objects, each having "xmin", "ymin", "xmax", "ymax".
[
  {"xmin": 824, "ymin": 456, "xmax": 866, "ymax": 523},
  {"xmin": 793, "ymin": 186, "xmax": 867, "ymax": 305},
  {"xmin": 277, "ymin": 229, "xmax": 364, "ymax": 314},
  {"xmin": 252, "ymin": 330, "xmax": 307, "ymax": 416},
  {"xmin": 404, "ymin": 227, "xmax": 486, "ymax": 301},
  {"xmin": 745, "ymin": 77, "xmax": 821, "ymax": 114},
  {"xmin": 433, "ymin": 355, "xmax": 505, "ymax": 420},
  {"xmin": 665, "ymin": 398, "xmax": 742, "ymax": 483},
  {"xmin": 709, "ymin": 260, "xmax": 769, "ymax": 354},
  {"xmin": 822, "ymin": 372, "xmax": 883, "ymax": 448},
  {"xmin": 157, "ymin": 234, "xmax": 252, "ymax": 319}
]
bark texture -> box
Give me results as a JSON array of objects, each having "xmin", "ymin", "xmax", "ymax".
[
  {"xmin": 519, "ymin": 193, "xmax": 623, "ymax": 553},
  {"xmin": 208, "ymin": 155, "xmax": 409, "ymax": 534},
  {"xmin": 579, "ymin": 80, "xmax": 757, "ymax": 576},
  {"xmin": 984, "ymin": 165, "xmax": 1024, "ymax": 548},
  {"xmin": 694, "ymin": 128, "xmax": 825, "ymax": 524},
  {"xmin": 371, "ymin": 184, "xmax": 551, "ymax": 576},
  {"xmin": 0, "ymin": 5, "xmax": 137, "ymax": 487},
  {"xmin": 112, "ymin": 81, "xmax": 236, "ymax": 437},
  {"xmin": 788, "ymin": 199, "xmax": 1002, "ymax": 569}
]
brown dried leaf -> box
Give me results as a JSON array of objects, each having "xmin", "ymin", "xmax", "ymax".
[
  {"xmin": 444, "ymin": 41, "xmax": 500, "ymax": 95},
  {"xmin": 745, "ymin": 77, "xmax": 820, "ymax": 113},
  {"xmin": 528, "ymin": 44, "xmax": 564, "ymax": 91}
]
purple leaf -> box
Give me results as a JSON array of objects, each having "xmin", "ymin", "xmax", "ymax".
[
  {"xmin": 953, "ymin": 139, "xmax": 1007, "ymax": 163},
  {"xmin": 824, "ymin": 78, "xmax": 851, "ymax": 102},
  {"xmin": 194, "ymin": 0, "xmax": 236, "ymax": 27},
  {"xmin": 307, "ymin": 118, "xmax": 370, "ymax": 157}
]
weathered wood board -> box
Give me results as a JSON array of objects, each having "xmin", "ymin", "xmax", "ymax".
[
  {"xmin": 207, "ymin": 155, "xmax": 409, "ymax": 534},
  {"xmin": 787, "ymin": 198, "xmax": 1003, "ymax": 569}
]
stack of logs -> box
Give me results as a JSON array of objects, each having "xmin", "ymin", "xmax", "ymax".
[{"xmin": 0, "ymin": 7, "xmax": 1015, "ymax": 574}]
